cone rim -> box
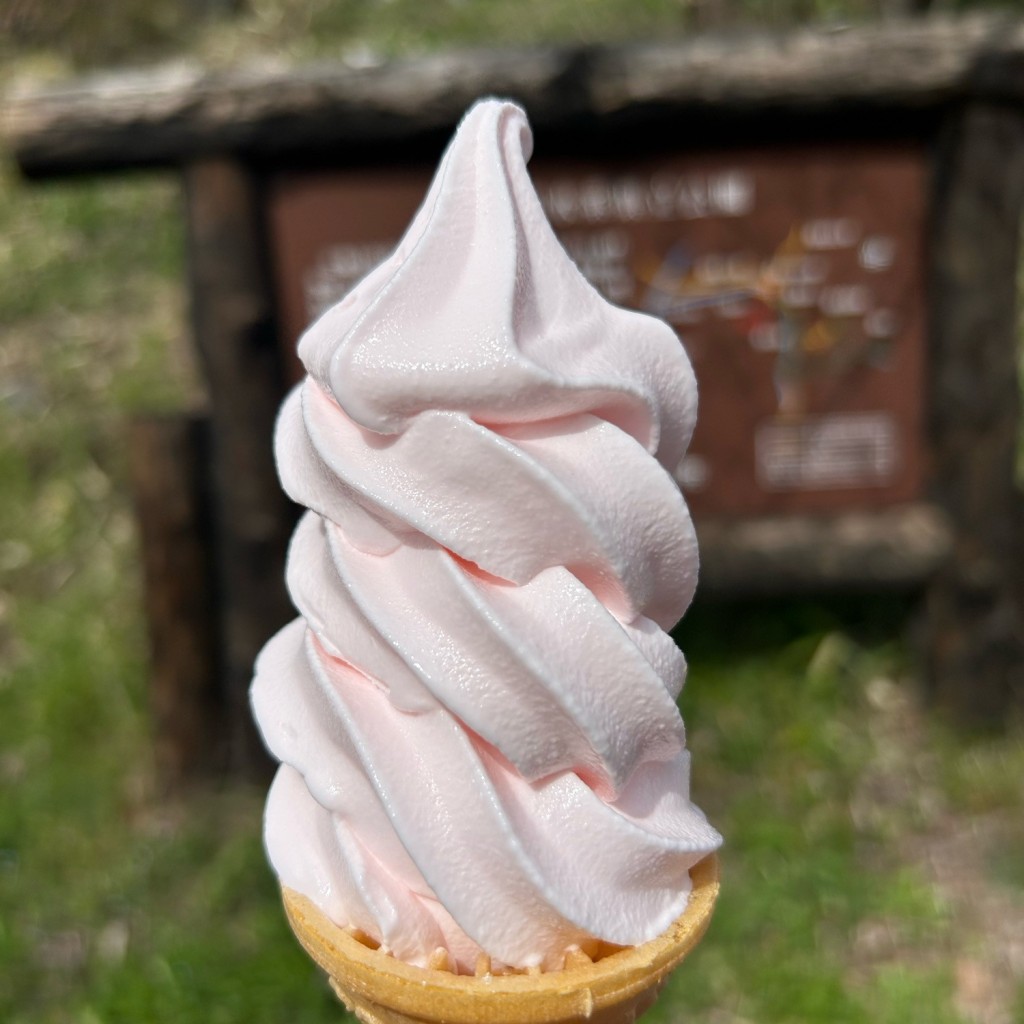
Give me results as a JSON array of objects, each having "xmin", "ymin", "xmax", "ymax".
[{"xmin": 282, "ymin": 853, "xmax": 719, "ymax": 1023}]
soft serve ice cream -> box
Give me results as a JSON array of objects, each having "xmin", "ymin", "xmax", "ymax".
[{"xmin": 251, "ymin": 98, "xmax": 721, "ymax": 974}]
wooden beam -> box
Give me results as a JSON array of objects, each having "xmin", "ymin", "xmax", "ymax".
[
  {"xmin": 183, "ymin": 157, "xmax": 296, "ymax": 777},
  {"xmin": 697, "ymin": 504, "xmax": 952, "ymax": 596},
  {"xmin": 6, "ymin": 15, "xmax": 1024, "ymax": 176}
]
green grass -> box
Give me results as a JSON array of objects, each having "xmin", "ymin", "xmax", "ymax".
[
  {"xmin": 0, "ymin": 0, "xmax": 915, "ymax": 74},
  {"xmin": 3, "ymin": 3, "xmax": 1024, "ymax": 1021},
  {"xmin": 644, "ymin": 603, "xmax": 965, "ymax": 1023}
]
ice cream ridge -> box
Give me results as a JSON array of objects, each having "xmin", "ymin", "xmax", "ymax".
[{"xmin": 251, "ymin": 96, "xmax": 722, "ymax": 1004}]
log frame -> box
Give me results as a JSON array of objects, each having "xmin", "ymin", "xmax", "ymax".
[
  {"xmin": 10, "ymin": 15, "xmax": 1023, "ymax": 751},
  {"xmin": 6, "ymin": 15, "xmax": 1024, "ymax": 177}
]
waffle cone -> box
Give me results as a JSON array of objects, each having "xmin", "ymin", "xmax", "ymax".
[{"xmin": 282, "ymin": 853, "xmax": 719, "ymax": 1024}]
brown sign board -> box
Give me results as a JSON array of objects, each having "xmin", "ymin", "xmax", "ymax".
[{"xmin": 268, "ymin": 146, "xmax": 927, "ymax": 520}]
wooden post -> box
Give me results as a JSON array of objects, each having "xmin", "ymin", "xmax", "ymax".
[
  {"xmin": 129, "ymin": 413, "xmax": 224, "ymax": 787},
  {"xmin": 925, "ymin": 102, "xmax": 1024, "ymax": 724},
  {"xmin": 183, "ymin": 158, "xmax": 296, "ymax": 777}
]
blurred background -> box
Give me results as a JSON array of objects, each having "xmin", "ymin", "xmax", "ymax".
[{"xmin": 1, "ymin": 2, "xmax": 1023, "ymax": 1023}]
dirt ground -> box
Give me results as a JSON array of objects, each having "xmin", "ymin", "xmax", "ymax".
[{"xmin": 852, "ymin": 676, "xmax": 1024, "ymax": 1023}]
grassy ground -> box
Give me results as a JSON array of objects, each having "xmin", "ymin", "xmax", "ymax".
[{"xmin": 2, "ymin": 4, "xmax": 1023, "ymax": 1022}]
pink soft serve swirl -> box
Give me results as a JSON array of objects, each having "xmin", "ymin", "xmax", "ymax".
[{"xmin": 251, "ymin": 98, "xmax": 721, "ymax": 973}]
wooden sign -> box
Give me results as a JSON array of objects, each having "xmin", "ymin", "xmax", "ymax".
[
  {"xmin": 12, "ymin": 17, "xmax": 1020, "ymax": 748},
  {"xmin": 269, "ymin": 145, "xmax": 927, "ymax": 519}
]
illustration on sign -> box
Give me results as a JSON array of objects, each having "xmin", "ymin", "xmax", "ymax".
[{"xmin": 623, "ymin": 216, "xmax": 904, "ymax": 495}]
